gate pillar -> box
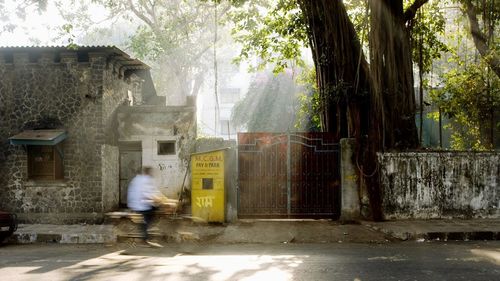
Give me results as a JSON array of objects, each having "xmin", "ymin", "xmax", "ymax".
[{"xmin": 339, "ymin": 138, "xmax": 361, "ymax": 221}]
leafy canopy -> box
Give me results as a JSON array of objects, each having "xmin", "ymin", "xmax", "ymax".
[{"xmin": 225, "ymin": 0, "xmax": 307, "ymax": 73}]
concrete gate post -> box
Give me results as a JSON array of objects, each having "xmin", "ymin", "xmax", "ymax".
[{"xmin": 339, "ymin": 138, "xmax": 361, "ymax": 222}]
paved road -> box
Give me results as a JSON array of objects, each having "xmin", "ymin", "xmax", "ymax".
[{"xmin": 0, "ymin": 241, "xmax": 499, "ymax": 281}]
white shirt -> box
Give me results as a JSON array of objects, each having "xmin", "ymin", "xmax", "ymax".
[{"xmin": 127, "ymin": 174, "xmax": 160, "ymax": 211}]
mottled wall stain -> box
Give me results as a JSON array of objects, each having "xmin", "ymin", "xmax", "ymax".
[{"xmin": 379, "ymin": 152, "xmax": 500, "ymax": 219}]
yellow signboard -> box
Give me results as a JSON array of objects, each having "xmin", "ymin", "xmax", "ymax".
[{"xmin": 191, "ymin": 150, "xmax": 225, "ymax": 222}]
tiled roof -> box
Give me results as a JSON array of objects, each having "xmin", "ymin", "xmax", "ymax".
[
  {"xmin": 0, "ymin": 45, "xmax": 114, "ymax": 48},
  {"xmin": 0, "ymin": 45, "xmax": 150, "ymax": 70}
]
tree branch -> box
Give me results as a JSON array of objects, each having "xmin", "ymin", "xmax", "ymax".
[
  {"xmin": 127, "ymin": 0, "xmax": 156, "ymax": 30},
  {"xmin": 403, "ymin": 0, "xmax": 429, "ymax": 22},
  {"xmin": 143, "ymin": 0, "xmax": 156, "ymax": 23},
  {"xmin": 463, "ymin": 0, "xmax": 500, "ymax": 78}
]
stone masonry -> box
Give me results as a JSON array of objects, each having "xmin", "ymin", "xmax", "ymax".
[{"xmin": 0, "ymin": 46, "xmax": 152, "ymax": 224}]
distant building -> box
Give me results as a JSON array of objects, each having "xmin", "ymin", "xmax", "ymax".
[
  {"xmin": 0, "ymin": 46, "xmax": 195, "ymax": 224},
  {"xmin": 197, "ymin": 48, "xmax": 251, "ymax": 140}
]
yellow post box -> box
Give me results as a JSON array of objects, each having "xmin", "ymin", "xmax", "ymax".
[{"xmin": 191, "ymin": 149, "xmax": 228, "ymax": 222}]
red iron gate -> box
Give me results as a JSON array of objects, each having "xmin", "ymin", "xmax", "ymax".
[{"xmin": 238, "ymin": 133, "xmax": 340, "ymax": 218}]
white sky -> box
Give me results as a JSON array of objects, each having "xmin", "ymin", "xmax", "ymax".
[{"xmin": 0, "ymin": 0, "xmax": 108, "ymax": 46}]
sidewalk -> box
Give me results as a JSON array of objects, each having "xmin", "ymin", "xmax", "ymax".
[{"xmin": 7, "ymin": 218, "xmax": 500, "ymax": 244}]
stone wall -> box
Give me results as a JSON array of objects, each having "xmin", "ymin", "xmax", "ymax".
[
  {"xmin": 379, "ymin": 152, "xmax": 500, "ymax": 219},
  {"xmin": 0, "ymin": 50, "xmax": 133, "ymax": 223}
]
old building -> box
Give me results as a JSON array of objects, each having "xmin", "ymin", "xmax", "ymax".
[{"xmin": 0, "ymin": 46, "xmax": 195, "ymax": 224}]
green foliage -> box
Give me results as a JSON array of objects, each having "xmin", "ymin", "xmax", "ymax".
[
  {"xmin": 295, "ymin": 67, "xmax": 321, "ymax": 131},
  {"xmin": 410, "ymin": 0, "xmax": 449, "ymax": 74},
  {"xmin": 344, "ymin": 0, "xmax": 370, "ymax": 44},
  {"xmin": 225, "ymin": 0, "xmax": 372, "ymax": 73},
  {"xmin": 126, "ymin": 1, "xmax": 214, "ymax": 60},
  {"xmin": 61, "ymin": 23, "xmax": 78, "ymax": 48},
  {"xmin": 430, "ymin": 59, "xmax": 500, "ymax": 150},
  {"xmin": 227, "ymin": 0, "xmax": 307, "ymax": 73},
  {"xmin": 128, "ymin": 26, "xmax": 165, "ymax": 60},
  {"xmin": 458, "ymin": 0, "xmax": 500, "ymax": 23},
  {"xmin": 426, "ymin": 0, "xmax": 500, "ymax": 150}
]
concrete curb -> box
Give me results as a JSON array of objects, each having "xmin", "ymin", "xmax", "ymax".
[
  {"xmin": 9, "ymin": 224, "xmax": 116, "ymax": 244},
  {"xmin": 361, "ymin": 221, "xmax": 500, "ymax": 241},
  {"xmin": 6, "ymin": 220, "xmax": 500, "ymax": 244},
  {"xmin": 11, "ymin": 232, "xmax": 117, "ymax": 244},
  {"xmin": 423, "ymin": 231, "xmax": 500, "ymax": 241}
]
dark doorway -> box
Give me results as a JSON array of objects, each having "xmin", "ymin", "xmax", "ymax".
[{"xmin": 119, "ymin": 142, "xmax": 142, "ymax": 207}]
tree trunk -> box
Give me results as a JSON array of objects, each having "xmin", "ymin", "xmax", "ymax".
[
  {"xmin": 297, "ymin": 0, "xmax": 371, "ymax": 139},
  {"xmin": 298, "ymin": 0, "xmax": 385, "ymax": 219},
  {"xmin": 366, "ymin": 0, "xmax": 420, "ymax": 219},
  {"xmin": 369, "ymin": 0, "xmax": 419, "ymax": 150},
  {"xmin": 463, "ymin": 0, "xmax": 500, "ymax": 78},
  {"xmin": 297, "ymin": 0, "xmax": 422, "ymax": 220}
]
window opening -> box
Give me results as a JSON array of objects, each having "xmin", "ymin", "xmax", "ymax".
[
  {"xmin": 157, "ymin": 141, "xmax": 176, "ymax": 155},
  {"xmin": 28, "ymin": 145, "xmax": 63, "ymax": 180}
]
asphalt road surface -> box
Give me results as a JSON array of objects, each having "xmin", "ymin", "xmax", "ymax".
[{"xmin": 0, "ymin": 241, "xmax": 499, "ymax": 281}]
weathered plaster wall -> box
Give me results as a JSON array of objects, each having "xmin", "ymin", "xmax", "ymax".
[
  {"xmin": 339, "ymin": 138, "xmax": 360, "ymax": 221},
  {"xmin": 117, "ymin": 105, "xmax": 196, "ymax": 198},
  {"xmin": 379, "ymin": 152, "xmax": 500, "ymax": 219},
  {"xmin": 0, "ymin": 50, "xmax": 131, "ymax": 223}
]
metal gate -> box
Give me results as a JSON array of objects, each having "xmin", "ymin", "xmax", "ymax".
[{"xmin": 238, "ymin": 133, "xmax": 340, "ymax": 218}]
